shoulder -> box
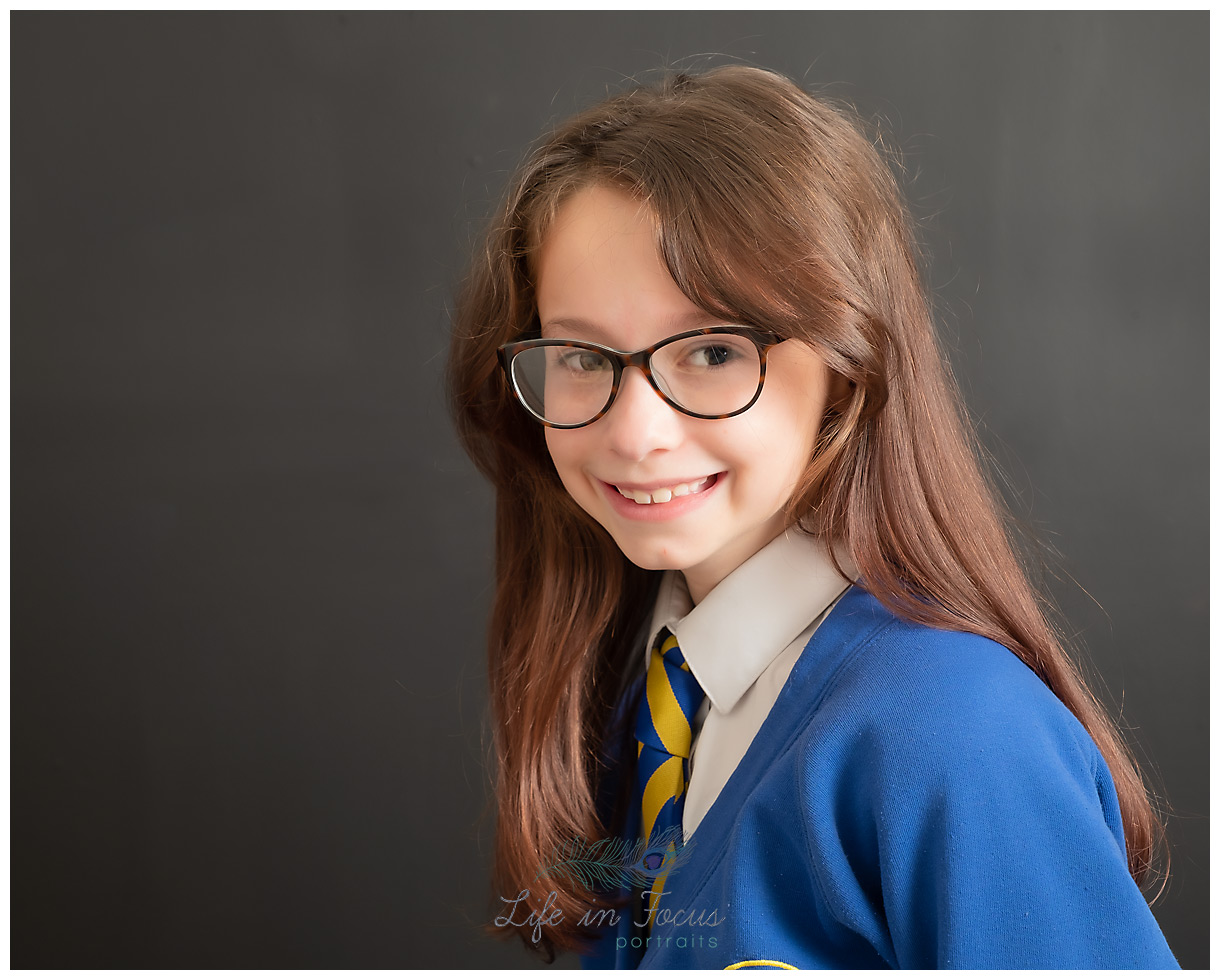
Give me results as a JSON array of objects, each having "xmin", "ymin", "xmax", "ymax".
[
  {"xmin": 796, "ymin": 588, "xmax": 1104, "ymax": 794},
  {"xmin": 780, "ymin": 590, "xmax": 1179, "ymax": 969}
]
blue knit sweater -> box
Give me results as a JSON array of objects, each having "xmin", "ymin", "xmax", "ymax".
[{"xmin": 581, "ymin": 586, "xmax": 1178, "ymax": 969}]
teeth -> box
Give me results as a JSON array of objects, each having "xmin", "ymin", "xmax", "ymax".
[{"xmin": 615, "ymin": 475, "xmax": 712, "ymax": 505}]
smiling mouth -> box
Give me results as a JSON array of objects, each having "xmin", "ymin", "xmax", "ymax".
[{"xmin": 612, "ymin": 474, "xmax": 717, "ymax": 505}]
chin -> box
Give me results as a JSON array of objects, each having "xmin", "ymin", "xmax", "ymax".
[
  {"xmin": 623, "ymin": 554, "xmax": 685, "ymax": 573},
  {"xmin": 607, "ymin": 536, "xmax": 700, "ymax": 574}
]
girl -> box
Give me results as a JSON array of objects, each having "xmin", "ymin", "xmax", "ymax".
[{"xmin": 449, "ymin": 66, "xmax": 1178, "ymax": 969}]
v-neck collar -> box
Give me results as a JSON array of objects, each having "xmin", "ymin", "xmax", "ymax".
[{"xmin": 636, "ymin": 584, "xmax": 894, "ymax": 966}]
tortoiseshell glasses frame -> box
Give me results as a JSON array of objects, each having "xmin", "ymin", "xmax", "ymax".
[{"xmin": 497, "ymin": 325, "xmax": 782, "ymax": 429}]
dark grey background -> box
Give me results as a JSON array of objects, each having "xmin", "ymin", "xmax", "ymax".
[{"xmin": 13, "ymin": 11, "xmax": 1207, "ymax": 969}]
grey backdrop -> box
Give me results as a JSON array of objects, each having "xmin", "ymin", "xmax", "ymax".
[{"xmin": 13, "ymin": 11, "xmax": 1207, "ymax": 969}]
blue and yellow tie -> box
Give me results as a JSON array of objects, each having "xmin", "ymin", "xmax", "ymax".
[{"xmin": 634, "ymin": 627, "xmax": 705, "ymax": 926}]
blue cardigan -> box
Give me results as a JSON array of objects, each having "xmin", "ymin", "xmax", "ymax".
[{"xmin": 581, "ymin": 586, "xmax": 1178, "ymax": 969}]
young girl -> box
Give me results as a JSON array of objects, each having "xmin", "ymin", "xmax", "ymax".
[{"xmin": 449, "ymin": 66, "xmax": 1178, "ymax": 969}]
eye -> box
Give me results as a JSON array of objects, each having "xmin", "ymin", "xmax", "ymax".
[
  {"xmin": 556, "ymin": 348, "xmax": 610, "ymax": 373},
  {"xmin": 685, "ymin": 343, "xmax": 738, "ymax": 368}
]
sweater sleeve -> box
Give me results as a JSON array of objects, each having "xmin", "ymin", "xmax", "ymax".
[{"xmin": 808, "ymin": 628, "xmax": 1179, "ymax": 969}]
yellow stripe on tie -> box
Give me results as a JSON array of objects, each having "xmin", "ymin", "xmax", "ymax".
[
  {"xmin": 646, "ymin": 653, "xmax": 692, "ymax": 757},
  {"xmin": 640, "ymin": 755, "xmax": 684, "ymax": 842}
]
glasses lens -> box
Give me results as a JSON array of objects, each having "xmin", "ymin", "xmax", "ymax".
[
  {"xmin": 650, "ymin": 334, "xmax": 762, "ymax": 416},
  {"xmin": 511, "ymin": 345, "xmax": 615, "ymax": 425}
]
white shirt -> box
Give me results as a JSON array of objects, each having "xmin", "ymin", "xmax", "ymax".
[{"xmin": 643, "ymin": 530, "xmax": 855, "ymax": 838}]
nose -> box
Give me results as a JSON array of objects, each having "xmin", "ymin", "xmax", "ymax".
[{"xmin": 600, "ymin": 366, "xmax": 683, "ymax": 461}]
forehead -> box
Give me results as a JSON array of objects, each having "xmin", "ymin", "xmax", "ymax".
[{"xmin": 534, "ymin": 184, "xmax": 721, "ymax": 346}]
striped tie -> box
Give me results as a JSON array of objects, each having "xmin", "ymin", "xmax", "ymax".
[{"xmin": 634, "ymin": 626, "xmax": 705, "ymax": 926}]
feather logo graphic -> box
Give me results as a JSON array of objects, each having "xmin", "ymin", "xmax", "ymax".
[{"xmin": 534, "ymin": 825, "xmax": 694, "ymax": 891}]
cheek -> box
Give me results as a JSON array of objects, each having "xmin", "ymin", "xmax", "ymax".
[
  {"xmin": 736, "ymin": 378, "xmax": 823, "ymax": 451},
  {"xmin": 727, "ymin": 397, "xmax": 824, "ymax": 493},
  {"xmin": 765, "ymin": 341, "xmax": 832, "ymax": 416},
  {"xmin": 767, "ymin": 366, "xmax": 831, "ymax": 453},
  {"xmin": 544, "ymin": 431, "xmax": 593, "ymax": 502},
  {"xmin": 543, "ymin": 430, "xmax": 571, "ymax": 482}
]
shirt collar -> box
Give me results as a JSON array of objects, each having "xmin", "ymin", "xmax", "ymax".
[{"xmin": 645, "ymin": 530, "xmax": 856, "ymax": 714}]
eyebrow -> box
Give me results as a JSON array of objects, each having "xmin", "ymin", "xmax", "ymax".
[{"xmin": 541, "ymin": 312, "xmax": 725, "ymax": 343}]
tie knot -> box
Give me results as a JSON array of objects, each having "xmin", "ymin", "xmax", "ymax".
[{"xmin": 654, "ymin": 626, "xmax": 687, "ymax": 669}]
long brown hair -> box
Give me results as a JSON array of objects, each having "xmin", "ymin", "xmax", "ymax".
[{"xmin": 448, "ymin": 66, "xmax": 1162, "ymax": 958}]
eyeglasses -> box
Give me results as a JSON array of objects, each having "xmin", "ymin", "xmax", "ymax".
[{"xmin": 497, "ymin": 326, "xmax": 782, "ymax": 429}]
